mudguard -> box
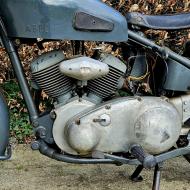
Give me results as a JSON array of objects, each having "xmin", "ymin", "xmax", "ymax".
[
  {"xmin": 0, "ymin": 89, "xmax": 9, "ymax": 158},
  {"xmin": 0, "ymin": 0, "xmax": 128, "ymax": 42}
]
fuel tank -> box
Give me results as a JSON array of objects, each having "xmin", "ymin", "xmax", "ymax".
[{"xmin": 0, "ymin": 0, "xmax": 128, "ymax": 42}]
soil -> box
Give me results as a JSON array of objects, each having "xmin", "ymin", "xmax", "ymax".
[{"xmin": 0, "ymin": 145, "xmax": 190, "ymax": 190}]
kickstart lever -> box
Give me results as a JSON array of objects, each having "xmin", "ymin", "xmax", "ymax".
[{"xmin": 130, "ymin": 144, "xmax": 157, "ymax": 169}]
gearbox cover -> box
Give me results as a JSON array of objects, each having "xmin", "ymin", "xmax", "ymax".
[{"xmin": 63, "ymin": 97, "xmax": 181, "ymax": 155}]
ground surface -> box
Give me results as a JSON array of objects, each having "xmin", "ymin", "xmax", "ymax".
[{"xmin": 0, "ymin": 145, "xmax": 190, "ymax": 190}]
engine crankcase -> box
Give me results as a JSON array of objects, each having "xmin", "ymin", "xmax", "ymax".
[
  {"xmin": 53, "ymin": 97, "xmax": 95, "ymax": 155},
  {"xmin": 63, "ymin": 97, "xmax": 181, "ymax": 155}
]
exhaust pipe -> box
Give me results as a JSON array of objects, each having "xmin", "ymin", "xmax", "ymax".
[
  {"xmin": 32, "ymin": 140, "xmax": 115, "ymax": 164},
  {"xmin": 0, "ymin": 90, "xmax": 11, "ymax": 160}
]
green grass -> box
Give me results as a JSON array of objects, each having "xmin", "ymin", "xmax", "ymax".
[{"xmin": 2, "ymin": 80, "xmax": 33, "ymax": 143}]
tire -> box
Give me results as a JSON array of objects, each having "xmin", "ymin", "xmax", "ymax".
[{"xmin": 0, "ymin": 89, "xmax": 10, "ymax": 156}]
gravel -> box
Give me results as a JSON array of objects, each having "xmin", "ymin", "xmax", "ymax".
[{"xmin": 0, "ymin": 145, "xmax": 190, "ymax": 190}]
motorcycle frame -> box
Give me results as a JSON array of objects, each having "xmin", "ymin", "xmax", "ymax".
[{"xmin": 1, "ymin": 16, "xmax": 190, "ymax": 164}]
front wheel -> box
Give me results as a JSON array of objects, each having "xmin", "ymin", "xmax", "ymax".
[{"xmin": 0, "ymin": 88, "xmax": 10, "ymax": 158}]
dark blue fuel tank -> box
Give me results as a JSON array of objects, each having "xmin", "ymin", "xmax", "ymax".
[{"xmin": 0, "ymin": 0, "xmax": 128, "ymax": 42}]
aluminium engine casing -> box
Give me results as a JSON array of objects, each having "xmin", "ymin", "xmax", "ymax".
[
  {"xmin": 53, "ymin": 96, "xmax": 181, "ymax": 155},
  {"xmin": 52, "ymin": 97, "xmax": 95, "ymax": 155}
]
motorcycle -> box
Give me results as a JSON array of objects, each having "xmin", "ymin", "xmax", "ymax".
[{"xmin": 1, "ymin": 0, "xmax": 190, "ymax": 189}]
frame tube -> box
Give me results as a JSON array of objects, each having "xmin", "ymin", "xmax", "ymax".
[
  {"xmin": 128, "ymin": 30, "xmax": 190, "ymax": 69},
  {"xmin": 0, "ymin": 18, "xmax": 38, "ymax": 121}
]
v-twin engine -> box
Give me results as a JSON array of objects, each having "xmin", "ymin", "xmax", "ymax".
[{"xmin": 31, "ymin": 50, "xmax": 182, "ymax": 156}]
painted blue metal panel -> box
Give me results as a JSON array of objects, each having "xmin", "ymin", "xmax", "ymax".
[{"xmin": 0, "ymin": 0, "xmax": 128, "ymax": 42}]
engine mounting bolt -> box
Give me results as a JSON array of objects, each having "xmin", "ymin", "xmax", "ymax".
[
  {"xmin": 31, "ymin": 141, "xmax": 40, "ymax": 150},
  {"xmin": 105, "ymin": 105, "xmax": 111, "ymax": 110},
  {"xmin": 75, "ymin": 118, "xmax": 81, "ymax": 125},
  {"xmin": 40, "ymin": 131, "xmax": 46, "ymax": 138},
  {"xmin": 50, "ymin": 111, "xmax": 56, "ymax": 119},
  {"xmin": 32, "ymin": 121, "xmax": 39, "ymax": 128},
  {"xmin": 36, "ymin": 127, "xmax": 46, "ymax": 139}
]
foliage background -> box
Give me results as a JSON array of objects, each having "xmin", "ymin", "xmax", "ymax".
[{"xmin": 0, "ymin": 0, "xmax": 190, "ymax": 143}]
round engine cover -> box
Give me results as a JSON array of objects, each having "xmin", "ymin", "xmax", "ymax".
[
  {"xmin": 52, "ymin": 97, "xmax": 95, "ymax": 155},
  {"xmin": 66, "ymin": 122, "xmax": 101, "ymax": 155},
  {"xmin": 134, "ymin": 102, "xmax": 181, "ymax": 154}
]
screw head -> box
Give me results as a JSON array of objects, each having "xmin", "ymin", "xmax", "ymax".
[
  {"xmin": 75, "ymin": 118, "xmax": 81, "ymax": 125},
  {"xmin": 184, "ymin": 109, "xmax": 187, "ymax": 113},
  {"xmin": 32, "ymin": 121, "xmax": 39, "ymax": 128},
  {"xmin": 184, "ymin": 101, "xmax": 188, "ymax": 105},
  {"xmin": 15, "ymin": 39, "xmax": 21, "ymax": 46},
  {"xmin": 105, "ymin": 105, "xmax": 111, "ymax": 110},
  {"xmin": 31, "ymin": 141, "xmax": 40, "ymax": 150}
]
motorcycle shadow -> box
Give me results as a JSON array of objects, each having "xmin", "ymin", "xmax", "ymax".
[{"xmin": 0, "ymin": 145, "xmax": 189, "ymax": 190}]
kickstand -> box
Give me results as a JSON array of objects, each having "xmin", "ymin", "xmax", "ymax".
[
  {"xmin": 130, "ymin": 163, "xmax": 163, "ymax": 190},
  {"xmin": 130, "ymin": 165, "xmax": 144, "ymax": 182},
  {"xmin": 152, "ymin": 163, "xmax": 162, "ymax": 190}
]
